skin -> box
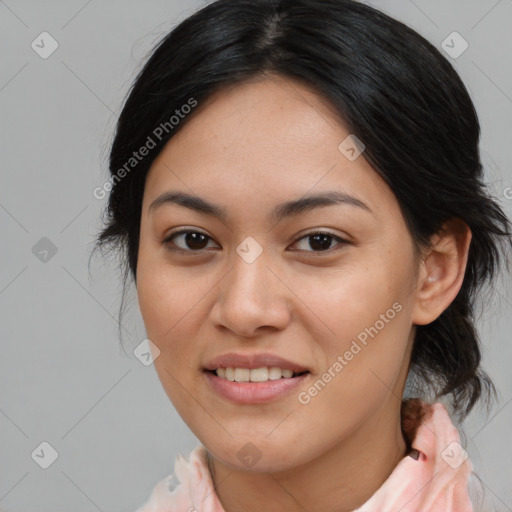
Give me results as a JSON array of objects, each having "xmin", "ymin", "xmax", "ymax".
[{"xmin": 136, "ymin": 73, "xmax": 472, "ymax": 512}]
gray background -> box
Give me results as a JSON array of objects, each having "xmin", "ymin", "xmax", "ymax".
[{"xmin": 1, "ymin": 1, "xmax": 511, "ymax": 510}]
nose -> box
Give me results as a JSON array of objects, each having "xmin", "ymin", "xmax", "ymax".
[{"xmin": 209, "ymin": 250, "xmax": 292, "ymax": 338}]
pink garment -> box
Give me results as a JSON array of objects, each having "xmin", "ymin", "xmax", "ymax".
[{"xmin": 135, "ymin": 401, "xmax": 484, "ymax": 512}]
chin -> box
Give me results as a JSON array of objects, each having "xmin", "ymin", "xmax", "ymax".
[{"xmin": 202, "ymin": 435, "xmax": 309, "ymax": 473}]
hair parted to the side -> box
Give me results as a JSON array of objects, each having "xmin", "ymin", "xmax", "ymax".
[{"xmin": 92, "ymin": 0, "xmax": 512, "ymax": 420}]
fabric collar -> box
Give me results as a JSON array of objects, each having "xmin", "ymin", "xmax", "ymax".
[{"xmin": 136, "ymin": 400, "xmax": 475, "ymax": 512}]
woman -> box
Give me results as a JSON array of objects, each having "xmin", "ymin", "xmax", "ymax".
[{"xmin": 94, "ymin": 0, "xmax": 511, "ymax": 510}]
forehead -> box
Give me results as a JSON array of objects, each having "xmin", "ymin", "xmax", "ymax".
[{"xmin": 143, "ymin": 76, "xmax": 399, "ymax": 220}]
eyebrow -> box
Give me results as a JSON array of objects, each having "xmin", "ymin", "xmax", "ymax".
[{"xmin": 148, "ymin": 190, "xmax": 374, "ymax": 222}]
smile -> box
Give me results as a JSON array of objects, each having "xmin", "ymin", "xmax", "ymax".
[
  {"xmin": 213, "ymin": 367, "xmax": 307, "ymax": 382},
  {"xmin": 204, "ymin": 369, "xmax": 310, "ymax": 404}
]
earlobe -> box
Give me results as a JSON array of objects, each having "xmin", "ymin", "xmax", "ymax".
[{"xmin": 412, "ymin": 219, "xmax": 472, "ymax": 326}]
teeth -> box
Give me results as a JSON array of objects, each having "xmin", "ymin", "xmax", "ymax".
[
  {"xmin": 234, "ymin": 368, "xmax": 250, "ymax": 382},
  {"xmin": 268, "ymin": 367, "xmax": 283, "ymax": 380},
  {"xmin": 214, "ymin": 367, "xmax": 300, "ymax": 382}
]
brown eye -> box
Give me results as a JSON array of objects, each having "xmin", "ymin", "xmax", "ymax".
[
  {"xmin": 163, "ymin": 230, "xmax": 218, "ymax": 253},
  {"xmin": 162, "ymin": 229, "xmax": 349, "ymax": 255},
  {"xmin": 291, "ymin": 231, "xmax": 349, "ymax": 253}
]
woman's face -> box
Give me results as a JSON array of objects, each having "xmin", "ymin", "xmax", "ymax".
[{"xmin": 136, "ymin": 75, "xmax": 423, "ymax": 471}]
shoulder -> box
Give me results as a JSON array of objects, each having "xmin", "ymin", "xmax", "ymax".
[
  {"xmin": 134, "ymin": 444, "xmax": 207, "ymax": 512},
  {"xmin": 134, "ymin": 444, "xmax": 223, "ymax": 512}
]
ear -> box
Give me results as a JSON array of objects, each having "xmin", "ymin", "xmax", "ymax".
[{"xmin": 412, "ymin": 218, "xmax": 472, "ymax": 326}]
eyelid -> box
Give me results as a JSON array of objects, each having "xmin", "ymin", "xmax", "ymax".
[
  {"xmin": 289, "ymin": 230, "xmax": 350, "ymax": 253},
  {"xmin": 162, "ymin": 228, "xmax": 219, "ymax": 253},
  {"xmin": 162, "ymin": 228, "xmax": 350, "ymax": 255}
]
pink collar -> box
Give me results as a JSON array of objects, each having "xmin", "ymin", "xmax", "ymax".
[{"xmin": 136, "ymin": 401, "xmax": 475, "ymax": 512}]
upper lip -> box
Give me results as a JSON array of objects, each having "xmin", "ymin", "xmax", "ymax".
[{"xmin": 204, "ymin": 352, "xmax": 310, "ymax": 373}]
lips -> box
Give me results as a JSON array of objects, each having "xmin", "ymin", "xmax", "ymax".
[
  {"xmin": 203, "ymin": 352, "xmax": 310, "ymax": 373},
  {"xmin": 204, "ymin": 368, "xmax": 310, "ymax": 404}
]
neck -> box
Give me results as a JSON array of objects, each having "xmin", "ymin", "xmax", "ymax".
[{"xmin": 208, "ymin": 396, "xmax": 408, "ymax": 512}]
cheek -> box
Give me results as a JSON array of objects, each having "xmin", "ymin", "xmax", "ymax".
[
  {"xmin": 297, "ymin": 298, "xmax": 412, "ymax": 431},
  {"xmin": 136, "ymin": 255, "xmax": 192, "ymax": 350},
  {"xmin": 305, "ymin": 259, "xmax": 409, "ymax": 338},
  {"xmin": 135, "ymin": 256, "xmax": 216, "ymax": 402},
  {"xmin": 137, "ymin": 240, "xmax": 189, "ymax": 321},
  {"xmin": 136, "ymin": 260, "xmax": 204, "ymax": 414},
  {"xmin": 136, "ymin": 264, "xmax": 166, "ymax": 338},
  {"xmin": 302, "ymin": 250, "xmax": 415, "ymax": 385}
]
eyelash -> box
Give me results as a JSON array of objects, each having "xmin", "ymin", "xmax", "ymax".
[{"xmin": 162, "ymin": 229, "xmax": 350, "ymax": 256}]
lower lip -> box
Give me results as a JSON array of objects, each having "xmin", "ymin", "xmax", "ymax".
[{"xmin": 204, "ymin": 371, "xmax": 309, "ymax": 404}]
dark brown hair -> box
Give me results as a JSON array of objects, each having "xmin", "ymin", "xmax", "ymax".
[{"xmin": 93, "ymin": 0, "xmax": 512, "ymax": 420}]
